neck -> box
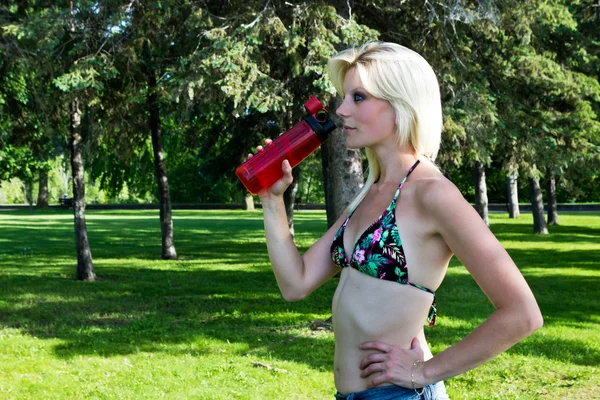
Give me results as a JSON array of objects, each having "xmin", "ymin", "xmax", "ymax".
[{"xmin": 372, "ymin": 145, "xmax": 420, "ymax": 185}]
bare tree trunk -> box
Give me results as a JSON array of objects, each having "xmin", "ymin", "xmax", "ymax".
[
  {"xmin": 321, "ymin": 98, "xmax": 364, "ymax": 228},
  {"xmin": 21, "ymin": 179, "xmax": 33, "ymax": 213},
  {"xmin": 242, "ymin": 192, "xmax": 254, "ymax": 210},
  {"xmin": 60, "ymin": 159, "xmax": 70, "ymax": 196},
  {"xmin": 27, "ymin": 179, "xmax": 33, "ymax": 214},
  {"xmin": 295, "ymin": 170, "xmax": 302, "ymax": 207},
  {"xmin": 269, "ymin": 110, "xmax": 301, "ymax": 234},
  {"xmin": 507, "ymin": 170, "xmax": 519, "ymax": 218},
  {"xmin": 597, "ymin": 0, "xmax": 600, "ymax": 39},
  {"xmin": 70, "ymin": 98, "xmax": 95, "ymax": 281},
  {"xmin": 37, "ymin": 170, "xmax": 49, "ymax": 208},
  {"xmin": 321, "ymin": 139, "xmax": 333, "ymax": 227},
  {"xmin": 145, "ymin": 43, "xmax": 177, "ymax": 260},
  {"xmin": 473, "ymin": 161, "xmax": 489, "ymax": 226},
  {"xmin": 283, "ymin": 166, "xmax": 300, "ymax": 237},
  {"xmin": 528, "ymin": 176, "xmax": 548, "ymax": 235},
  {"xmin": 546, "ymin": 171, "xmax": 559, "ymax": 225},
  {"xmin": 22, "ymin": 182, "xmax": 27, "ymax": 205}
]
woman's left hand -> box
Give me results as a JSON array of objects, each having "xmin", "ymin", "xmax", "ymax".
[{"xmin": 359, "ymin": 337, "xmax": 426, "ymax": 389}]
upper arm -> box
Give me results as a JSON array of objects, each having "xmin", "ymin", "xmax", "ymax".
[
  {"xmin": 422, "ymin": 180, "xmax": 538, "ymax": 311},
  {"xmin": 294, "ymin": 210, "xmax": 350, "ymax": 299}
]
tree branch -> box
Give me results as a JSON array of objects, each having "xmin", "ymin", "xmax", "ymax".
[{"xmin": 241, "ymin": 0, "xmax": 272, "ymax": 29}]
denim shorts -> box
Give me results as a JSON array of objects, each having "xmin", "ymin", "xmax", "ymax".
[{"xmin": 334, "ymin": 381, "xmax": 450, "ymax": 400}]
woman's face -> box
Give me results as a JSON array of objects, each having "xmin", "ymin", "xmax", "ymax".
[{"xmin": 336, "ymin": 68, "xmax": 396, "ymax": 149}]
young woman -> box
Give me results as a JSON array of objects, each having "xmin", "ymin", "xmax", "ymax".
[{"xmin": 250, "ymin": 41, "xmax": 542, "ymax": 400}]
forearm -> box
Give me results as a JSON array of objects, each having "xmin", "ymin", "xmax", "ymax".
[
  {"xmin": 422, "ymin": 302, "xmax": 543, "ymax": 384},
  {"xmin": 261, "ymin": 195, "xmax": 306, "ymax": 301}
]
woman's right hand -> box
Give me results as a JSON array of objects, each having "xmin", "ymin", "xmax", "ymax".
[{"xmin": 247, "ymin": 138, "xmax": 294, "ymax": 199}]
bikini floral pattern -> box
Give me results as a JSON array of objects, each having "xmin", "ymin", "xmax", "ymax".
[{"xmin": 330, "ymin": 160, "xmax": 437, "ymax": 326}]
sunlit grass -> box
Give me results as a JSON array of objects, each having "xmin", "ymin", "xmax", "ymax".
[{"xmin": 0, "ymin": 209, "xmax": 598, "ymax": 399}]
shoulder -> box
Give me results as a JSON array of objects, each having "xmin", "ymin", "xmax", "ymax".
[
  {"xmin": 407, "ymin": 162, "xmax": 476, "ymax": 226},
  {"xmin": 404, "ymin": 165, "xmax": 496, "ymax": 258},
  {"xmin": 420, "ymin": 177, "xmax": 465, "ymax": 213},
  {"xmin": 409, "ymin": 163, "xmax": 465, "ymax": 208}
]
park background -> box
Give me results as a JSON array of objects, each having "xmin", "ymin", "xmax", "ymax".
[{"xmin": 1, "ymin": 1, "xmax": 599, "ymax": 399}]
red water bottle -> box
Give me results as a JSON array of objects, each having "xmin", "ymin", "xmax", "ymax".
[{"xmin": 236, "ymin": 96, "xmax": 336, "ymax": 194}]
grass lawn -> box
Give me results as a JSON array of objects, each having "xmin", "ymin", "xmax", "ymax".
[{"xmin": 0, "ymin": 209, "xmax": 598, "ymax": 399}]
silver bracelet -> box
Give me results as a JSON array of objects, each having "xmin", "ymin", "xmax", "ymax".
[{"xmin": 411, "ymin": 359, "xmax": 425, "ymax": 395}]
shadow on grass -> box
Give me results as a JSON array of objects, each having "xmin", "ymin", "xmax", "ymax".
[
  {"xmin": 0, "ymin": 210, "xmax": 272, "ymax": 261},
  {"xmin": 0, "ymin": 259, "xmax": 598, "ymax": 369},
  {"xmin": 0, "ymin": 267, "xmax": 336, "ymax": 371},
  {"xmin": 490, "ymin": 219, "xmax": 600, "ymax": 246},
  {"xmin": 0, "ymin": 210, "xmax": 598, "ymax": 371},
  {"xmin": 430, "ymin": 265, "xmax": 600, "ymax": 366}
]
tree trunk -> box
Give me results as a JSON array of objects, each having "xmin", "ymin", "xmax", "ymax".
[
  {"xmin": 321, "ymin": 140, "xmax": 334, "ymax": 227},
  {"xmin": 528, "ymin": 176, "xmax": 548, "ymax": 235},
  {"xmin": 60, "ymin": 159, "xmax": 70, "ymax": 197},
  {"xmin": 276, "ymin": 109, "xmax": 301, "ymax": 234},
  {"xmin": 242, "ymin": 192, "xmax": 254, "ymax": 210},
  {"xmin": 145, "ymin": 46, "xmax": 177, "ymax": 260},
  {"xmin": 294, "ymin": 169, "xmax": 302, "ymax": 209},
  {"xmin": 283, "ymin": 166, "xmax": 300, "ymax": 237},
  {"xmin": 506, "ymin": 170, "xmax": 519, "ymax": 218},
  {"xmin": 70, "ymin": 98, "xmax": 95, "ymax": 281},
  {"xmin": 27, "ymin": 179, "xmax": 33, "ymax": 214},
  {"xmin": 597, "ymin": 0, "xmax": 600, "ymax": 39},
  {"xmin": 473, "ymin": 161, "xmax": 489, "ymax": 225},
  {"xmin": 321, "ymin": 98, "xmax": 364, "ymax": 228},
  {"xmin": 37, "ymin": 170, "xmax": 49, "ymax": 208},
  {"xmin": 546, "ymin": 171, "xmax": 559, "ymax": 225},
  {"xmin": 22, "ymin": 181, "xmax": 27, "ymax": 205}
]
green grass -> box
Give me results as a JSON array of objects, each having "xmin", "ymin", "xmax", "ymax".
[{"xmin": 0, "ymin": 209, "xmax": 598, "ymax": 399}]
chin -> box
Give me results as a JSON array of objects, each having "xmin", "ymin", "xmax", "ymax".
[
  {"xmin": 344, "ymin": 141, "xmax": 360, "ymax": 150},
  {"xmin": 344, "ymin": 137, "xmax": 360, "ymax": 150},
  {"xmin": 345, "ymin": 140, "xmax": 365, "ymax": 150}
]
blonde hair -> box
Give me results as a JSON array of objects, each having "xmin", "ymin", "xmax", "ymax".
[{"xmin": 327, "ymin": 41, "xmax": 443, "ymax": 212}]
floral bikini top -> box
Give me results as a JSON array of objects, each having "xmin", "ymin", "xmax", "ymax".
[{"xmin": 330, "ymin": 160, "xmax": 437, "ymax": 326}]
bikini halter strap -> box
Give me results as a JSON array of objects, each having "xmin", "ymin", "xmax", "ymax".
[{"xmin": 392, "ymin": 159, "xmax": 421, "ymax": 202}]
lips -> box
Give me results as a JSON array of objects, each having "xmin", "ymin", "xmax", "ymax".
[{"xmin": 343, "ymin": 125, "xmax": 355, "ymax": 131}]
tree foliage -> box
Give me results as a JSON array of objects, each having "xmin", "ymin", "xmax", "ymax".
[{"xmin": 1, "ymin": 0, "xmax": 599, "ymax": 207}]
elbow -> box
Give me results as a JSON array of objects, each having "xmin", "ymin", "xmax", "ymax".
[
  {"xmin": 501, "ymin": 300, "xmax": 543, "ymax": 339},
  {"xmin": 281, "ymin": 289, "xmax": 307, "ymax": 302},
  {"xmin": 527, "ymin": 308, "xmax": 544, "ymax": 334},
  {"xmin": 518, "ymin": 303, "xmax": 544, "ymax": 336}
]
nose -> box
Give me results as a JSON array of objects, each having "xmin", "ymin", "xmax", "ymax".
[{"xmin": 336, "ymin": 97, "xmax": 351, "ymax": 118}]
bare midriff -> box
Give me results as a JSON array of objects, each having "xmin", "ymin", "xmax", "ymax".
[{"xmin": 332, "ymin": 267, "xmax": 435, "ymax": 395}]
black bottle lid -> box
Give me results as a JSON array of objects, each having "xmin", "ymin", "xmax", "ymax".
[{"xmin": 305, "ymin": 112, "xmax": 336, "ymax": 142}]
